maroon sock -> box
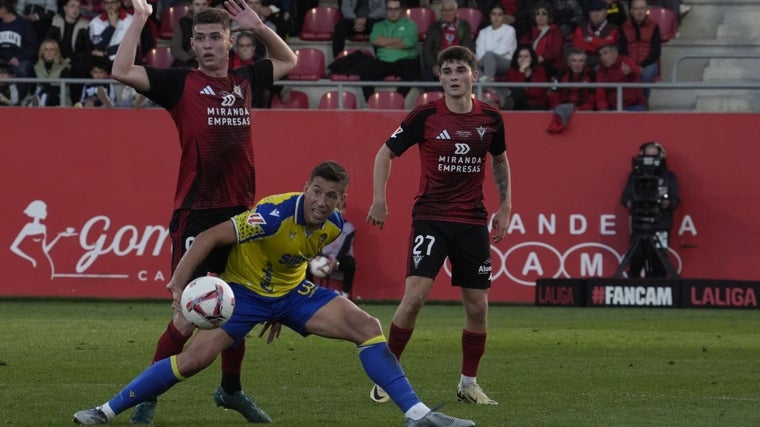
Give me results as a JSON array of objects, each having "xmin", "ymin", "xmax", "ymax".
[
  {"xmin": 461, "ymin": 329, "xmax": 487, "ymax": 377},
  {"xmin": 220, "ymin": 340, "xmax": 246, "ymax": 393},
  {"xmin": 151, "ymin": 321, "xmax": 190, "ymax": 363},
  {"xmin": 387, "ymin": 322, "xmax": 414, "ymax": 361}
]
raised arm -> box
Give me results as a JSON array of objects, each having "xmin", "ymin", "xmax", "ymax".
[
  {"xmin": 110, "ymin": 0, "xmax": 151, "ymax": 91},
  {"xmin": 224, "ymin": 0, "xmax": 296, "ymax": 81}
]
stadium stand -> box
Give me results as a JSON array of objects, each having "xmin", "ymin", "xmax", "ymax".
[
  {"xmin": 415, "ymin": 90, "xmax": 444, "ymax": 106},
  {"xmin": 157, "ymin": 5, "xmax": 190, "ymax": 40},
  {"xmin": 456, "ymin": 7, "xmax": 482, "ymax": 37},
  {"xmin": 270, "ymin": 90, "xmax": 310, "ymax": 108},
  {"xmin": 299, "ymin": 6, "xmax": 341, "ymax": 41},
  {"xmin": 366, "ymin": 91, "xmax": 406, "ymax": 109},
  {"xmin": 649, "ymin": 6, "xmax": 678, "ymax": 43},
  {"xmin": 318, "ymin": 90, "xmax": 359, "ymax": 109},
  {"xmin": 144, "ymin": 46, "xmax": 175, "ymax": 69},
  {"xmin": 405, "ymin": 7, "xmax": 437, "ymax": 41},
  {"xmin": 288, "ymin": 48, "xmax": 327, "ymax": 80}
]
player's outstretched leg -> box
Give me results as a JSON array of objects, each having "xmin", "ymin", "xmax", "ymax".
[
  {"xmin": 213, "ymin": 387, "xmax": 272, "ymax": 423},
  {"xmin": 357, "ymin": 336, "xmax": 474, "ymax": 426},
  {"xmin": 456, "ymin": 382, "xmax": 498, "ymax": 405},
  {"xmin": 73, "ymin": 407, "xmax": 109, "ymax": 425},
  {"xmin": 404, "ymin": 410, "xmax": 476, "ymax": 427}
]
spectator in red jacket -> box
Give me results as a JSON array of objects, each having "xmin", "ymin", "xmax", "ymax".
[
  {"xmin": 546, "ymin": 47, "xmax": 596, "ymax": 133},
  {"xmin": 572, "ymin": 0, "xmax": 617, "ymax": 68},
  {"xmin": 618, "ymin": 0, "xmax": 660, "ymax": 97},
  {"xmin": 505, "ymin": 44, "xmax": 548, "ymax": 110},
  {"xmin": 595, "ymin": 43, "xmax": 646, "ymax": 111},
  {"xmin": 519, "ymin": 1, "xmax": 564, "ymax": 79}
]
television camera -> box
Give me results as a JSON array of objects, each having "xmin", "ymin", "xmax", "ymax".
[{"xmin": 614, "ymin": 153, "xmax": 679, "ymax": 278}]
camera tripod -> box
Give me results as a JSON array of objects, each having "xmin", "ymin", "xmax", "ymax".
[{"xmin": 614, "ymin": 231, "xmax": 679, "ymax": 279}]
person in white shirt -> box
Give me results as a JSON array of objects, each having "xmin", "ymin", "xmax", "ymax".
[{"xmin": 475, "ymin": 3, "xmax": 516, "ymax": 82}]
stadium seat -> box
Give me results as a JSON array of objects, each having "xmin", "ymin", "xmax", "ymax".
[
  {"xmin": 270, "ymin": 90, "xmax": 310, "ymax": 109},
  {"xmin": 158, "ymin": 5, "xmax": 190, "ymax": 40},
  {"xmin": 318, "ymin": 90, "xmax": 358, "ymax": 109},
  {"xmin": 456, "ymin": 7, "xmax": 483, "ymax": 36},
  {"xmin": 366, "ymin": 91, "xmax": 406, "ymax": 110},
  {"xmin": 405, "ymin": 7, "xmax": 436, "ymax": 41},
  {"xmin": 329, "ymin": 48, "xmax": 374, "ymax": 81},
  {"xmin": 144, "ymin": 46, "xmax": 175, "ymax": 69},
  {"xmin": 415, "ymin": 90, "xmax": 444, "ymax": 106},
  {"xmin": 648, "ymin": 6, "xmax": 677, "ymax": 42},
  {"xmin": 299, "ymin": 6, "xmax": 341, "ymax": 41},
  {"xmin": 347, "ymin": 33, "xmax": 369, "ymax": 42},
  {"xmin": 287, "ymin": 48, "xmax": 326, "ymax": 81}
]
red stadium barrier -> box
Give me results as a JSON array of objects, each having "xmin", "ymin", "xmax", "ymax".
[{"xmin": 1, "ymin": 109, "xmax": 759, "ymax": 302}]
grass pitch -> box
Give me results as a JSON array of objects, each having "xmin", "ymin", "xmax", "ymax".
[{"xmin": 1, "ymin": 300, "xmax": 759, "ymax": 426}]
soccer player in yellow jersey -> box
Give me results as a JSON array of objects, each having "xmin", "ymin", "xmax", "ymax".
[{"xmin": 73, "ymin": 162, "xmax": 476, "ymax": 427}]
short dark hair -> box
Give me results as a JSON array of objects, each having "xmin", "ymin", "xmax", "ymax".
[
  {"xmin": 311, "ymin": 161, "xmax": 349, "ymax": 187},
  {"xmin": 194, "ymin": 8, "xmax": 231, "ymax": 32},
  {"xmin": 0, "ymin": 0, "xmax": 17, "ymax": 14},
  {"xmin": 437, "ymin": 45, "xmax": 477, "ymax": 71}
]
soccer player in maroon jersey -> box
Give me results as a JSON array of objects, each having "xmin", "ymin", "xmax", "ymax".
[
  {"xmin": 109, "ymin": 0, "xmax": 296, "ymax": 423},
  {"xmin": 367, "ymin": 45, "xmax": 512, "ymax": 406}
]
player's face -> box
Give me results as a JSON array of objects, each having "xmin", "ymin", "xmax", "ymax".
[
  {"xmin": 302, "ymin": 177, "xmax": 346, "ymax": 227},
  {"xmin": 439, "ymin": 59, "xmax": 476, "ymax": 98},
  {"xmin": 191, "ymin": 24, "xmax": 233, "ymax": 73}
]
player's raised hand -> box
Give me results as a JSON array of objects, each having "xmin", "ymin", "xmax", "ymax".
[
  {"xmin": 131, "ymin": 0, "xmax": 152, "ymax": 19},
  {"xmin": 224, "ymin": 0, "xmax": 263, "ymax": 32}
]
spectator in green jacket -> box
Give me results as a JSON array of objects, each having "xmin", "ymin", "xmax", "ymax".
[{"xmin": 357, "ymin": 0, "xmax": 419, "ymax": 101}]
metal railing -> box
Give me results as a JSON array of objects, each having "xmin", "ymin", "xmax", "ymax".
[
  {"xmin": 671, "ymin": 53, "xmax": 760, "ymax": 82},
  {"xmin": 3, "ymin": 76, "xmax": 760, "ymax": 110}
]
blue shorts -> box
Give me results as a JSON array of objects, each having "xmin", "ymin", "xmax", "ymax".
[{"xmin": 220, "ymin": 281, "xmax": 338, "ymax": 346}]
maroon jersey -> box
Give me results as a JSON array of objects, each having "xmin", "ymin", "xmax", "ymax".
[
  {"xmin": 140, "ymin": 61, "xmax": 274, "ymax": 210},
  {"xmin": 386, "ymin": 97, "xmax": 506, "ymax": 225}
]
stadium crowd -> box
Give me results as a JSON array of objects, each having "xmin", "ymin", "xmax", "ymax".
[{"xmin": 0, "ymin": 0, "xmax": 682, "ymax": 109}]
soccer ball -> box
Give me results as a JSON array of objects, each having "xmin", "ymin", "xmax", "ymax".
[{"xmin": 180, "ymin": 276, "xmax": 235, "ymax": 330}]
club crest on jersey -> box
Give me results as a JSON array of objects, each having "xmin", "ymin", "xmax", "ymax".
[
  {"xmin": 247, "ymin": 213, "xmax": 266, "ymax": 226},
  {"xmin": 413, "ymin": 254, "xmax": 423, "ymax": 269},
  {"xmin": 233, "ymin": 85, "xmax": 243, "ymax": 98},
  {"xmin": 476, "ymin": 126, "xmax": 486, "ymax": 140}
]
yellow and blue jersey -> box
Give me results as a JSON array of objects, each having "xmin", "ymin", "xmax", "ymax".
[{"xmin": 222, "ymin": 192, "xmax": 344, "ymax": 297}]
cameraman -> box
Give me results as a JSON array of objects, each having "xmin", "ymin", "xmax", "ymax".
[{"xmin": 620, "ymin": 142, "xmax": 681, "ymax": 277}]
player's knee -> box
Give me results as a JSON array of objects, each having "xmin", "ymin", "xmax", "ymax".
[
  {"xmin": 173, "ymin": 311, "xmax": 195, "ymax": 336},
  {"xmin": 354, "ymin": 314, "xmax": 383, "ymax": 341},
  {"xmin": 177, "ymin": 349, "xmax": 217, "ymax": 377}
]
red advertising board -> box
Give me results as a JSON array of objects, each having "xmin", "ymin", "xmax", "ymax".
[{"xmin": 2, "ymin": 109, "xmax": 759, "ymax": 302}]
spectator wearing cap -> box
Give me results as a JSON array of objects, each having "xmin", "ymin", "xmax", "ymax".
[
  {"xmin": 595, "ymin": 43, "xmax": 646, "ymax": 111},
  {"xmin": 573, "ymin": 0, "xmax": 618, "ymax": 69},
  {"xmin": 582, "ymin": 0, "xmax": 626, "ymax": 26},
  {"xmin": 618, "ymin": 0, "xmax": 660, "ymax": 97},
  {"xmin": 0, "ymin": 0, "xmax": 38, "ymax": 98}
]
